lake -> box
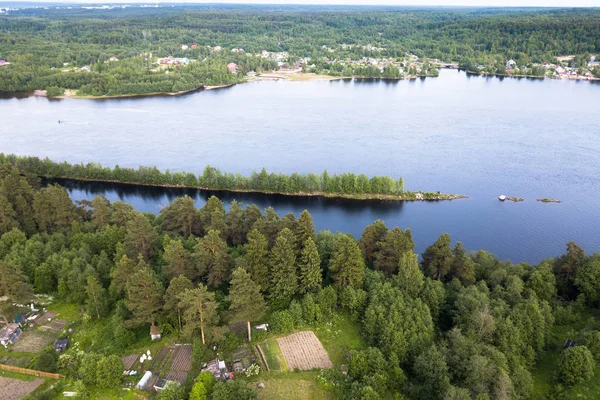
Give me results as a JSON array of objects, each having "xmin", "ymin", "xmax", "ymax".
[{"xmin": 2, "ymin": 70, "xmax": 600, "ymax": 263}]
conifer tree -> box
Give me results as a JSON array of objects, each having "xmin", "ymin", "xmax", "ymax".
[
  {"xmin": 373, "ymin": 227, "xmax": 414, "ymax": 276},
  {"xmin": 194, "ymin": 230, "xmax": 230, "ymax": 287},
  {"xmin": 298, "ymin": 237, "xmax": 322, "ymax": 293},
  {"xmin": 160, "ymin": 195, "xmax": 201, "ymax": 237},
  {"xmin": 228, "ymin": 267, "xmax": 267, "ymax": 341},
  {"xmin": 33, "ymin": 184, "xmax": 79, "ymax": 233},
  {"xmin": 397, "ymin": 250, "xmax": 424, "ymax": 297},
  {"xmin": 451, "ymin": 242, "xmax": 476, "ymax": 285},
  {"xmin": 178, "ymin": 283, "xmax": 218, "ymax": 344},
  {"xmin": 296, "ymin": 210, "xmax": 316, "ymax": 250},
  {"xmin": 330, "ymin": 235, "xmax": 365, "ymax": 289},
  {"xmin": 0, "ymin": 261, "xmax": 32, "ymax": 324},
  {"xmin": 91, "ymin": 195, "xmax": 111, "ymax": 228},
  {"xmin": 269, "ymin": 227, "xmax": 298, "ymax": 301},
  {"xmin": 0, "ymin": 195, "xmax": 18, "ymax": 235},
  {"xmin": 124, "ymin": 213, "xmax": 158, "ymax": 262},
  {"xmin": 241, "ymin": 228, "xmax": 270, "ymax": 291},
  {"xmin": 125, "ymin": 265, "xmax": 164, "ymax": 328},
  {"xmin": 164, "ymin": 275, "xmax": 194, "ymax": 332},
  {"xmin": 422, "ymin": 233, "xmax": 454, "ymax": 280},
  {"xmin": 163, "ymin": 237, "xmax": 194, "ymax": 280}
]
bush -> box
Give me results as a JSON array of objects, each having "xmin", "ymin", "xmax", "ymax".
[
  {"xmin": 270, "ymin": 310, "xmax": 295, "ymax": 334},
  {"xmin": 45, "ymin": 87, "xmax": 64, "ymax": 97},
  {"xmin": 557, "ymin": 346, "xmax": 594, "ymax": 386},
  {"xmin": 211, "ymin": 380, "xmax": 257, "ymax": 400},
  {"xmin": 35, "ymin": 346, "xmax": 59, "ymax": 372},
  {"xmin": 585, "ymin": 331, "xmax": 600, "ymax": 360}
]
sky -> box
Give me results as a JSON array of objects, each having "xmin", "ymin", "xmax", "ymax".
[{"xmin": 3, "ymin": 0, "xmax": 600, "ymax": 6}]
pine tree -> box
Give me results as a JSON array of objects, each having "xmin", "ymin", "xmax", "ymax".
[
  {"xmin": 194, "ymin": 230, "xmax": 230, "ymax": 287},
  {"xmin": 91, "ymin": 196, "xmax": 111, "ymax": 228},
  {"xmin": 164, "ymin": 275, "xmax": 193, "ymax": 332},
  {"xmin": 163, "ymin": 237, "xmax": 194, "ymax": 280},
  {"xmin": 241, "ymin": 228, "xmax": 270, "ymax": 291},
  {"xmin": 226, "ymin": 200, "xmax": 245, "ymax": 246},
  {"xmin": 269, "ymin": 227, "xmax": 298, "ymax": 301},
  {"xmin": 397, "ymin": 250, "xmax": 424, "ymax": 297},
  {"xmin": 199, "ymin": 196, "xmax": 226, "ymax": 235},
  {"xmin": 298, "ymin": 237, "xmax": 322, "ymax": 293},
  {"xmin": 228, "ymin": 267, "xmax": 267, "ymax": 341},
  {"xmin": 124, "ymin": 213, "xmax": 158, "ymax": 262},
  {"xmin": 373, "ymin": 227, "xmax": 414, "ymax": 276},
  {"xmin": 0, "ymin": 195, "xmax": 18, "ymax": 235},
  {"xmin": 110, "ymin": 254, "xmax": 136, "ymax": 298},
  {"xmin": 359, "ymin": 220, "xmax": 388, "ymax": 266},
  {"xmin": 160, "ymin": 196, "xmax": 201, "ymax": 237},
  {"xmin": 451, "ymin": 242, "xmax": 476, "ymax": 285},
  {"xmin": 125, "ymin": 265, "xmax": 164, "ymax": 328},
  {"xmin": 178, "ymin": 283, "xmax": 218, "ymax": 344},
  {"xmin": 330, "ymin": 235, "xmax": 365, "ymax": 289},
  {"xmin": 422, "ymin": 233, "xmax": 454, "ymax": 280},
  {"xmin": 33, "ymin": 184, "xmax": 79, "ymax": 233}
]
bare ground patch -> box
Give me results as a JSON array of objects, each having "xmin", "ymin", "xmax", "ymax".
[
  {"xmin": 0, "ymin": 376, "xmax": 44, "ymax": 400},
  {"xmin": 277, "ymin": 331, "xmax": 332, "ymax": 370},
  {"xmin": 11, "ymin": 330, "xmax": 56, "ymax": 353}
]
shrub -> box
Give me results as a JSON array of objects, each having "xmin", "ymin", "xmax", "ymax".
[
  {"xmin": 270, "ymin": 310, "xmax": 294, "ymax": 334},
  {"xmin": 557, "ymin": 346, "xmax": 594, "ymax": 386}
]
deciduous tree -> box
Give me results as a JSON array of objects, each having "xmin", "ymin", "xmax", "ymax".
[{"xmin": 228, "ymin": 267, "xmax": 267, "ymax": 341}]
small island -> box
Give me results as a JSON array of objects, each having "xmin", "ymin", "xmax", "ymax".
[
  {"xmin": 537, "ymin": 198, "xmax": 563, "ymax": 203},
  {"xmin": 0, "ymin": 154, "xmax": 466, "ymax": 203}
]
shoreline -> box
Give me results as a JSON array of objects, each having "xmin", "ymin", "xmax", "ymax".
[
  {"xmin": 46, "ymin": 176, "xmax": 467, "ymax": 203},
  {"xmin": 465, "ymin": 70, "xmax": 599, "ymax": 81},
  {"xmin": 4, "ymin": 69, "xmax": 597, "ymax": 101}
]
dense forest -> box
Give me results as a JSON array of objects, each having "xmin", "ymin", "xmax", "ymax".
[
  {"xmin": 1, "ymin": 5, "xmax": 599, "ymax": 95},
  {"xmin": 2, "ymin": 153, "xmax": 456, "ymax": 201},
  {"xmin": 1, "ymin": 162, "xmax": 600, "ymax": 399}
]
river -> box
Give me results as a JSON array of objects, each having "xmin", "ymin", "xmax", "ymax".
[{"xmin": 2, "ymin": 70, "xmax": 600, "ymax": 263}]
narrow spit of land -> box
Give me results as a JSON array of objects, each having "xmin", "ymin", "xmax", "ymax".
[{"xmin": 0, "ymin": 154, "xmax": 467, "ymax": 202}]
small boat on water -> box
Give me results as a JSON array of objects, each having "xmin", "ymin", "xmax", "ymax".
[{"xmin": 498, "ymin": 195, "xmax": 506, "ymax": 201}]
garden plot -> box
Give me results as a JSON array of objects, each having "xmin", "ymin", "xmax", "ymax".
[
  {"xmin": 11, "ymin": 329, "xmax": 56, "ymax": 353},
  {"xmin": 0, "ymin": 377, "xmax": 44, "ymax": 400},
  {"xmin": 277, "ymin": 331, "xmax": 332, "ymax": 370},
  {"xmin": 164, "ymin": 344, "xmax": 192, "ymax": 383}
]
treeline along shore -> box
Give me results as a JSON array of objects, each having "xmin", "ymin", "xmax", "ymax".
[{"xmin": 0, "ymin": 154, "xmax": 466, "ymax": 202}]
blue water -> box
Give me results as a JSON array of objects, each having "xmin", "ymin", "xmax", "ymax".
[{"xmin": 2, "ymin": 70, "xmax": 600, "ymax": 263}]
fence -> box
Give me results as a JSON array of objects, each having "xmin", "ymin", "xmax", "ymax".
[{"xmin": 0, "ymin": 363, "xmax": 63, "ymax": 379}]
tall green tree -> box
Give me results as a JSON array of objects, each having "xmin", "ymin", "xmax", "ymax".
[
  {"xmin": 160, "ymin": 196, "xmax": 201, "ymax": 237},
  {"xmin": 330, "ymin": 234, "xmax": 365, "ymax": 289},
  {"xmin": 226, "ymin": 200, "xmax": 245, "ymax": 246},
  {"xmin": 85, "ymin": 275, "xmax": 108, "ymax": 319},
  {"xmin": 228, "ymin": 267, "xmax": 267, "ymax": 341},
  {"xmin": 269, "ymin": 227, "xmax": 298, "ymax": 301},
  {"xmin": 450, "ymin": 242, "xmax": 475, "ymax": 285},
  {"xmin": 194, "ymin": 230, "xmax": 230, "ymax": 287},
  {"xmin": 298, "ymin": 237, "xmax": 323, "ymax": 293},
  {"xmin": 240, "ymin": 228, "xmax": 269, "ymax": 291},
  {"xmin": 200, "ymin": 196, "xmax": 226, "ymax": 235},
  {"xmin": 0, "ymin": 164, "xmax": 36, "ymax": 234},
  {"xmin": 91, "ymin": 196, "xmax": 111, "ymax": 228},
  {"xmin": 396, "ymin": 250, "xmax": 424, "ymax": 297},
  {"xmin": 295, "ymin": 210, "xmax": 316, "ymax": 249},
  {"xmin": 162, "ymin": 237, "xmax": 194, "ymax": 280},
  {"xmin": 164, "ymin": 275, "xmax": 193, "ymax": 332},
  {"xmin": 422, "ymin": 233, "xmax": 454, "ymax": 280},
  {"xmin": 178, "ymin": 283, "xmax": 218, "ymax": 344},
  {"xmin": 373, "ymin": 227, "xmax": 414, "ymax": 276},
  {"xmin": 33, "ymin": 184, "xmax": 79, "ymax": 233},
  {"xmin": 359, "ymin": 220, "xmax": 388, "ymax": 266},
  {"xmin": 125, "ymin": 265, "xmax": 164, "ymax": 328},
  {"xmin": 124, "ymin": 213, "xmax": 158, "ymax": 262}
]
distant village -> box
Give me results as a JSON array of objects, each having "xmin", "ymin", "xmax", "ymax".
[{"xmin": 471, "ymin": 55, "xmax": 600, "ymax": 80}]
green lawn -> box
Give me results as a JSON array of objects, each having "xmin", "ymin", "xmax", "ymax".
[
  {"xmin": 260, "ymin": 339, "xmax": 287, "ymax": 371},
  {"xmin": 0, "ymin": 369, "xmax": 40, "ymax": 381},
  {"xmin": 48, "ymin": 302, "xmax": 82, "ymax": 323},
  {"xmin": 314, "ymin": 313, "xmax": 365, "ymax": 367},
  {"xmin": 531, "ymin": 309, "xmax": 600, "ymax": 399},
  {"xmin": 251, "ymin": 371, "xmax": 334, "ymax": 400}
]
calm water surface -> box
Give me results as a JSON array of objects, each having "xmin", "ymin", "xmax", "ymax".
[{"xmin": 2, "ymin": 70, "xmax": 600, "ymax": 263}]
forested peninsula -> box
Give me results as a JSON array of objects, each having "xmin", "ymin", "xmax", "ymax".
[
  {"xmin": 0, "ymin": 154, "xmax": 464, "ymax": 201},
  {"xmin": 1, "ymin": 6, "xmax": 599, "ymax": 97},
  {"xmin": 1, "ymin": 163, "xmax": 600, "ymax": 399}
]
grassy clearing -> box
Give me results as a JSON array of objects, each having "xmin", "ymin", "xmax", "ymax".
[
  {"xmin": 48, "ymin": 302, "xmax": 81, "ymax": 322},
  {"xmin": 314, "ymin": 314, "xmax": 365, "ymax": 367},
  {"xmin": 531, "ymin": 309, "xmax": 600, "ymax": 399},
  {"xmin": 0, "ymin": 368, "xmax": 40, "ymax": 381},
  {"xmin": 56, "ymin": 386, "xmax": 142, "ymax": 399},
  {"xmin": 251, "ymin": 371, "xmax": 334, "ymax": 400},
  {"xmin": 261, "ymin": 339, "xmax": 287, "ymax": 372}
]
